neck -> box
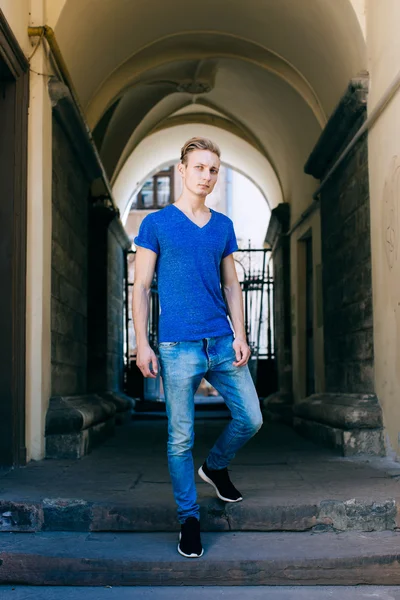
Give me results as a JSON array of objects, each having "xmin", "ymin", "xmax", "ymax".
[{"xmin": 175, "ymin": 189, "xmax": 209, "ymax": 214}]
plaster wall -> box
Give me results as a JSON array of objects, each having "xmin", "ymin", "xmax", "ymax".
[
  {"xmin": 367, "ymin": 0, "xmax": 400, "ymax": 456},
  {"xmin": 25, "ymin": 0, "xmax": 53, "ymax": 460},
  {"xmin": 0, "ymin": 0, "xmax": 30, "ymax": 53},
  {"xmin": 349, "ymin": 0, "xmax": 366, "ymax": 39},
  {"xmin": 45, "ymin": 0, "xmax": 67, "ymax": 29},
  {"xmin": 290, "ymin": 210, "xmax": 325, "ymax": 402}
]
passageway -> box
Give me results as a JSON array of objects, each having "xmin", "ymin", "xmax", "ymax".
[
  {"xmin": 38, "ymin": 0, "xmax": 377, "ymax": 462},
  {"xmin": 0, "ymin": 0, "xmax": 379, "ymax": 467}
]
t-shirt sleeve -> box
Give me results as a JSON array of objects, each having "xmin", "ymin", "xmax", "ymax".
[
  {"xmin": 133, "ymin": 215, "xmax": 160, "ymax": 255},
  {"xmin": 222, "ymin": 220, "xmax": 239, "ymax": 258}
]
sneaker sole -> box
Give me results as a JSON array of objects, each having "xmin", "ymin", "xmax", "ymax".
[
  {"xmin": 198, "ymin": 466, "xmax": 243, "ymax": 503},
  {"xmin": 177, "ymin": 532, "xmax": 204, "ymax": 558}
]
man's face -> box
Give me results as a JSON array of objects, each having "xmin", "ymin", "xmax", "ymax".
[{"xmin": 179, "ymin": 149, "xmax": 220, "ymax": 198}]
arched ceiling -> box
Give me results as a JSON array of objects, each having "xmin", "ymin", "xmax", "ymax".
[
  {"xmin": 105, "ymin": 58, "xmax": 321, "ymax": 219},
  {"xmin": 55, "ymin": 0, "xmax": 365, "ymax": 119},
  {"xmin": 54, "ymin": 0, "xmax": 366, "ymax": 223}
]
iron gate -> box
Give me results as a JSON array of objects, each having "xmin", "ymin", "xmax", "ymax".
[{"xmin": 124, "ymin": 248, "xmax": 274, "ymax": 393}]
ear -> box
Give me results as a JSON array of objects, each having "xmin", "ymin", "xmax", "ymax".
[{"xmin": 177, "ymin": 162, "xmax": 185, "ymax": 177}]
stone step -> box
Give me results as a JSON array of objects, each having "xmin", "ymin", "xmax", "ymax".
[
  {"xmin": 1, "ymin": 495, "xmax": 399, "ymax": 533},
  {"xmin": 2, "ymin": 586, "xmax": 400, "ymax": 599},
  {"xmin": 1, "ymin": 531, "xmax": 400, "ymax": 586},
  {"xmin": 2, "ymin": 495, "xmax": 399, "ymax": 533}
]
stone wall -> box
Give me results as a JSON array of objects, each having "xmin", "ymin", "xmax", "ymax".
[
  {"xmin": 321, "ymin": 137, "xmax": 373, "ymax": 393},
  {"xmin": 51, "ymin": 118, "xmax": 90, "ymax": 395},
  {"xmin": 47, "ymin": 80, "xmax": 132, "ymax": 459},
  {"xmin": 305, "ymin": 76, "xmax": 374, "ymax": 394},
  {"xmin": 87, "ymin": 204, "xmax": 130, "ymax": 394},
  {"xmin": 265, "ymin": 204, "xmax": 292, "ymax": 397},
  {"xmin": 107, "ymin": 221, "xmax": 126, "ymax": 391}
]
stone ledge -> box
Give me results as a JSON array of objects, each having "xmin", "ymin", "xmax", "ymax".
[
  {"xmin": 293, "ymin": 393, "xmax": 383, "ymax": 430},
  {"xmin": 98, "ymin": 391, "xmax": 136, "ymax": 425},
  {"xmin": 293, "ymin": 417, "xmax": 385, "ymax": 457},
  {"xmin": 262, "ymin": 392, "xmax": 293, "ymax": 425},
  {"xmin": 99, "ymin": 391, "xmax": 136, "ymax": 413},
  {"xmin": 45, "ymin": 394, "xmax": 117, "ymax": 435},
  {"xmin": 0, "ymin": 496, "xmax": 397, "ymax": 533},
  {"xmin": 45, "ymin": 418, "xmax": 116, "ymax": 460},
  {"xmin": 304, "ymin": 74, "xmax": 368, "ymax": 180},
  {"xmin": 44, "ymin": 392, "xmax": 136, "ymax": 459}
]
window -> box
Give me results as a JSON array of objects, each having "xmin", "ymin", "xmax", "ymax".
[{"xmin": 134, "ymin": 166, "xmax": 175, "ymax": 210}]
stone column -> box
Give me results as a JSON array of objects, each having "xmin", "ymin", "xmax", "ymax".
[
  {"xmin": 304, "ymin": 75, "xmax": 373, "ymax": 395},
  {"xmin": 87, "ymin": 198, "xmax": 116, "ymax": 392},
  {"xmin": 263, "ymin": 203, "xmax": 293, "ymax": 422},
  {"xmin": 87, "ymin": 198, "xmax": 131, "ymax": 392},
  {"xmin": 293, "ymin": 75, "xmax": 385, "ymax": 456}
]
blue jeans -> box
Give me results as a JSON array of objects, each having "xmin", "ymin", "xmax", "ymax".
[{"xmin": 158, "ymin": 332, "xmax": 263, "ymax": 523}]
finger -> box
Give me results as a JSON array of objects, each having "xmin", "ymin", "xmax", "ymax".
[
  {"xmin": 143, "ymin": 369, "xmax": 157, "ymax": 378},
  {"xmin": 234, "ymin": 350, "xmax": 250, "ymax": 366},
  {"xmin": 234, "ymin": 359, "xmax": 247, "ymax": 367},
  {"xmin": 139, "ymin": 364, "xmax": 157, "ymax": 378},
  {"xmin": 233, "ymin": 355, "xmax": 246, "ymax": 366},
  {"xmin": 150, "ymin": 357, "xmax": 159, "ymax": 375}
]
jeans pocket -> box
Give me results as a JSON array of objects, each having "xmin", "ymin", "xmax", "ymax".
[{"xmin": 159, "ymin": 341, "xmax": 180, "ymax": 347}]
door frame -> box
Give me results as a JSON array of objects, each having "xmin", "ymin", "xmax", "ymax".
[{"xmin": 0, "ymin": 10, "xmax": 29, "ymax": 467}]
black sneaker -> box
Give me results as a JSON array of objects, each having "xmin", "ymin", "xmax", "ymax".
[
  {"xmin": 178, "ymin": 517, "xmax": 204, "ymax": 558},
  {"xmin": 198, "ymin": 461, "xmax": 243, "ymax": 502}
]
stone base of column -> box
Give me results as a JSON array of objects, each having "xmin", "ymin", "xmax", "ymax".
[
  {"xmin": 292, "ymin": 393, "xmax": 385, "ymax": 456},
  {"xmin": 45, "ymin": 392, "xmax": 136, "ymax": 459},
  {"xmin": 262, "ymin": 392, "xmax": 293, "ymax": 425}
]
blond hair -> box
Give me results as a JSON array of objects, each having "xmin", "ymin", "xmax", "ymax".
[{"xmin": 180, "ymin": 137, "xmax": 221, "ymax": 165}]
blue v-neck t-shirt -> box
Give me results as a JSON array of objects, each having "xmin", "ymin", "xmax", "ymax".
[{"xmin": 133, "ymin": 204, "xmax": 239, "ymax": 342}]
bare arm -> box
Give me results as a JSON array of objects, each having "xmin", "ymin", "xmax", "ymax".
[
  {"xmin": 132, "ymin": 246, "xmax": 159, "ymax": 378},
  {"xmin": 221, "ymin": 253, "xmax": 251, "ymax": 366}
]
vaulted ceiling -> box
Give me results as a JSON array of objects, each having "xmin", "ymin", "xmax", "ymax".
[{"xmin": 54, "ymin": 0, "xmax": 366, "ymax": 220}]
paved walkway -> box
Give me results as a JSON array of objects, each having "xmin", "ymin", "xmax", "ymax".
[
  {"xmin": 1, "ymin": 418, "xmax": 400, "ymax": 531},
  {"xmin": 0, "ymin": 587, "xmax": 399, "ymax": 599}
]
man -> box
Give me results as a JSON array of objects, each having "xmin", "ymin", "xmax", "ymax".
[{"xmin": 133, "ymin": 137, "xmax": 263, "ymax": 558}]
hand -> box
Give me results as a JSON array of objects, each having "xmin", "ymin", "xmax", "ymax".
[
  {"xmin": 232, "ymin": 337, "xmax": 251, "ymax": 367},
  {"xmin": 136, "ymin": 344, "xmax": 159, "ymax": 378}
]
